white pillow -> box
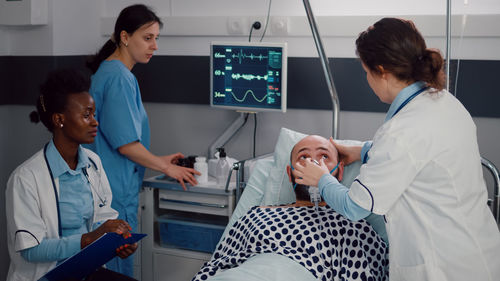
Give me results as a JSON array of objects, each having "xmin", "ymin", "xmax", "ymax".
[
  {"xmin": 262, "ymin": 127, "xmax": 364, "ymax": 206},
  {"xmin": 261, "ymin": 128, "xmax": 307, "ymax": 205}
]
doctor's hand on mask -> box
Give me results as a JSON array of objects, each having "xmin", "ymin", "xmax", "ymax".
[
  {"xmin": 292, "ymin": 158, "xmax": 330, "ymax": 187},
  {"xmin": 330, "ymin": 137, "xmax": 361, "ymax": 165},
  {"xmin": 80, "ymin": 219, "xmax": 137, "ymax": 258}
]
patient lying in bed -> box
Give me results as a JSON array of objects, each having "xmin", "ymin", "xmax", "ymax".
[{"xmin": 192, "ymin": 136, "xmax": 388, "ymax": 281}]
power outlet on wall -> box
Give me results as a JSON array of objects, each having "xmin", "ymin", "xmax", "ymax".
[
  {"xmin": 271, "ymin": 16, "xmax": 289, "ymax": 36},
  {"xmin": 227, "ymin": 17, "xmax": 248, "ymax": 35}
]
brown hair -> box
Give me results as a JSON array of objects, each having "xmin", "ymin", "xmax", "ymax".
[
  {"xmin": 356, "ymin": 17, "xmax": 445, "ymax": 91},
  {"xmin": 86, "ymin": 4, "xmax": 163, "ymax": 74}
]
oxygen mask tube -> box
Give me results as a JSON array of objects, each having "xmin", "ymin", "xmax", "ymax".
[
  {"xmin": 309, "ymin": 159, "xmax": 339, "ymax": 214},
  {"xmin": 309, "ymin": 159, "xmax": 322, "ymax": 214},
  {"xmin": 309, "ymin": 185, "xmax": 321, "ymax": 213}
]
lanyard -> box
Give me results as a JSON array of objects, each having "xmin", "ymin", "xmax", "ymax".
[
  {"xmin": 43, "ymin": 143, "xmax": 63, "ymax": 237},
  {"xmin": 43, "ymin": 143, "xmax": 103, "ymax": 237},
  {"xmin": 390, "ymin": 86, "xmax": 428, "ymax": 119}
]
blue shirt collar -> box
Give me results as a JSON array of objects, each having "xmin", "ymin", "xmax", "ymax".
[
  {"xmin": 385, "ymin": 81, "xmax": 426, "ymax": 122},
  {"xmin": 46, "ymin": 140, "xmax": 91, "ymax": 178}
]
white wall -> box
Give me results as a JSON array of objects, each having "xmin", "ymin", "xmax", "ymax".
[
  {"xmin": 52, "ymin": 0, "xmax": 103, "ymax": 55},
  {"xmin": 1, "ymin": 0, "xmax": 500, "ymax": 279}
]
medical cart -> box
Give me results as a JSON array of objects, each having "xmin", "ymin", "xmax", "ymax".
[{"xmin": 140, "ymin": 175, "xmax": 237, "ymax": 281}]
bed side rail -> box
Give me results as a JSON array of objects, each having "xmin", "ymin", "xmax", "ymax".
[
  {"xmin": 482, "ymin": 156, "xmax": 500, "ymax": 224},
  {"xmin": 225, "ymin": 153, "xmax": 273, "ymax": 202}
]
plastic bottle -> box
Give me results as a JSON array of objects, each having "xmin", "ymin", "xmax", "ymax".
[
  {"xmin": 194, "ymin": 156, "xmax": 208, "ymax": 184},
  {"xmin": 216, "ymin": 148, "xmax": 230, "ymax": 186}
]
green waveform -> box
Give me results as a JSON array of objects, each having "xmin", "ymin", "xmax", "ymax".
[
  {"xmin": 232, "ymin": 50, "xmax": 268, "ymax": 64},
  {"xmin": 231, "ymin": 73, "xmax": 268, "ymax": 81},
  {"xmin": 229, "ymin": 90, "xmax": 269, "ymax": 103}
]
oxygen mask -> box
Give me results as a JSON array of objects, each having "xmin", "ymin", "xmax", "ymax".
[{"xmin": 290, "ymin": 159, "xmax": 338, "ymax": 189}]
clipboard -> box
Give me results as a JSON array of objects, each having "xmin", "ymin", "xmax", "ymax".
[{"xmin": 38, "ymin": 232, "xmax": 146, "ymax": 281}]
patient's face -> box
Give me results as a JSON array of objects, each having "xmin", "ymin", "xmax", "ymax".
[
  {"xmin": 290, "ymin": 135, "xmax": 340, "ymax": 175},
  {"xmin": 287, "ymin": 135, "xmax": 343, "ymax": 203}
]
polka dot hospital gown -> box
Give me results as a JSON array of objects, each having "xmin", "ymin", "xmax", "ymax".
[{"xmin": 193, "ymin": 206, "xmax": 388, "ymax": 281}]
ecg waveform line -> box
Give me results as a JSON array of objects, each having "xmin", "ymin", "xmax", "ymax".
[
  {"xmin": 229, "ymin": 90, "xmax": 269, "ymax": 103},
  {"xmin": 231, "ymin": 73, "xmax": 268, "ymax": 81},
  {"xmin": 231, "ymin": 49, "xmax": 268, "ymax": 64}
]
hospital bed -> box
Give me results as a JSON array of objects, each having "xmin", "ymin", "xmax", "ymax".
[
  {"xmin": 195, "ymin": 128, "xmax": 387, "ymax": 281},
  {"xmin": 199, "ymin": 127, "xmax": 500, "ymax": 281}
]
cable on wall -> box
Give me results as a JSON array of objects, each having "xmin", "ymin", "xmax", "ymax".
[{"xmin": 259, "ymin": 0, "xmax": 273, "ymax": 42}]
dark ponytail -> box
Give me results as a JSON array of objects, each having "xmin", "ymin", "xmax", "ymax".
[
  {"xmin": 86, "ymin": 4, "xmax": 163, "ymax": 74},
  {"xmin": 412, "ymin": 49, "xmax": 445, "ymax": 90},
  {"xmin": 356, "ymin": 17, "xmax": 445, "ymax": 91},
  {"xmin": 86, "ymin": 39, "xmax": 118, "ymax": 74}
]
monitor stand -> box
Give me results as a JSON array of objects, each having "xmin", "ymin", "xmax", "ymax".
[{"xmin": 208, "ymin": 112, "xmax": 250, "ymax": 158}]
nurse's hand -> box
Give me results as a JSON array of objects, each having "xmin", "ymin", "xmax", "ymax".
[
  {"xmin": 330, "ymin": 137, "xmax": 361, "ymax": 165},
  {"xmin": 292, "ymin": 158, "xmax": 330, "ymax": 187},
  {"xmin": 164, "ymin": 164, "xmax": 200, "ymax": 191},
  {"xmin": 116, "ymin": 242, "xmax": 138, "ymax": 259},
  {"xmin": 162, "ymin": 152, "xmax": 184, "ymax": 165},
  {"xmin": 81, "ymin": 219, "xmax": 132, "ymax": 249}
]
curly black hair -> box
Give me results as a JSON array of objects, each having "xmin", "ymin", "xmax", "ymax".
[{"xmin": 30, "ymin": 68, "xmax": 90, "ymax": 132}]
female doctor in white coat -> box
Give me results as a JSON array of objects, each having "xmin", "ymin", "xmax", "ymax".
[
  {"xmin": 5, "ymin": 69, "xmax": 137, "ymax": 281},
  {"xmin": 293, "ymin": 18, "xmax": 500, "ymax": 281}
]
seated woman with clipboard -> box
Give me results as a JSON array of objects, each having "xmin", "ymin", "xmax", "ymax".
[{"xmin": 5, "ymin": 69, "xmax": 139, "ymax": 281}]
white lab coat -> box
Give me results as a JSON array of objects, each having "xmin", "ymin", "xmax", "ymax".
[
  {"xmin": 5, "ymin": 147, "xmax": 118, "ymax": 281},
  {"xmin": 349, "ymin": 89, "xmax": 500, "ymax": 281}
]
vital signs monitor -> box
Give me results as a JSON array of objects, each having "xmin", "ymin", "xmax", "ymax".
[{"xmin": 210, "ymin": 42, "xmax": 287, "ymax": 112}]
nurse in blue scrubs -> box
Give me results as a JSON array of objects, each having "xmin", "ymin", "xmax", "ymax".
[{"xmin": 85, "ymin": 4, "xmax": 199, "ymax": 277}]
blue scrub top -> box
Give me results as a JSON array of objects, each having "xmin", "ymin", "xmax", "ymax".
[{"xmin": 86, "ymin": 60, "xmax": 150, "ymax": 229}]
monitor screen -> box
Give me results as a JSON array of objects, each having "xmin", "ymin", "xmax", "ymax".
[{"xmin": 210, "ymin": 42, "xmax": 287, "ymax": 112}]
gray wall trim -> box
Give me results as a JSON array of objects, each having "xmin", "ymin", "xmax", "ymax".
[{"xmin": 1, "ymin": 56, "xmax": 498, "ymax": 117}]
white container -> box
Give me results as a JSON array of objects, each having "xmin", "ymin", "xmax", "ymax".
[
  {"xmin": 208, "ymin": 158, "xmax": 218, "ymax": 178},
  {"xmin": 216, "ymin": 149, "xmax": 230, "ymax": 187},
  {"xmin": 194, "ymin": 156, "xmax": 208, "ymax": 184}
]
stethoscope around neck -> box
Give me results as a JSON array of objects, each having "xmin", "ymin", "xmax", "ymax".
[
  {"xmin": 82, "ymin": 167, "xmax": 107, "ymax": 208},
  {"xmin": 43, "ymin": 143, "xmax": 108, "ymax": 236}
]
